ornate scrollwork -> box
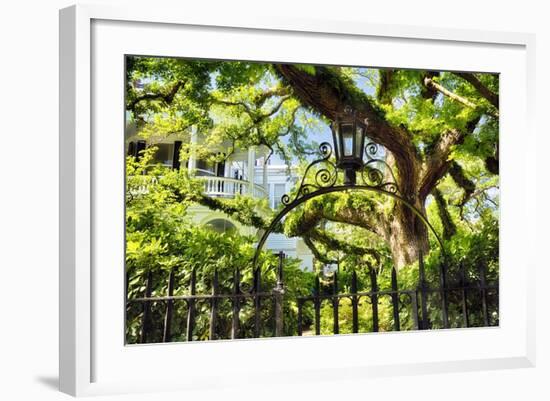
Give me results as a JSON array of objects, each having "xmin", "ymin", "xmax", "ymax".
[
  {"xmin": 281, "ymin": 142, "xmax": 338, "ymax": 206},
  {"xmin": 365, "ymin": 142, "xmax": 380, "ymax": 159},
  {"xmin": 279, "ymin": 140, "xmax": 401, "ymax": 207},
  {"xmin": 360, "ymin": 142, "xmax": 401, "ymax": 194},
  {"xmin": 398, "ymin": 292, "xmax": 412, "ymax": 305}
]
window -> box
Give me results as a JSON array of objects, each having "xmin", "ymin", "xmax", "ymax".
[
  {"xmin": 196, "ymin": 158, "xmax": 215, "ymax": 175},
  {"xmin": 152, "ymin": 143, "xmax": 174, "ymax": 166}
]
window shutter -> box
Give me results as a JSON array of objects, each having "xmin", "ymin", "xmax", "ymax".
[
  {"xmin": 172, "ymin": 141, "xmax": 182, "ymax": 169},
  {"xmin": 127, "ymin": 141, "xmax": 136, "ymax": 157},
  {"xmin": 136, "ymin": 140, "xmax": 146, "ymax": 160}
]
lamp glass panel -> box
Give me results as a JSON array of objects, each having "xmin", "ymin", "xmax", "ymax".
[
  {"xmin": 332, "ymin": 124, "xmax": 341, "ymax": 160},
  {"xmin": 341, "ymin": 123, "xmax": 354, "ymax": 156}
]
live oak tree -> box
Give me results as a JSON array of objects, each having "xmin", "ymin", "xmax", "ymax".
[{"xmin": 126, "ymin": 57, "xmax": 499, "ymax": 269}]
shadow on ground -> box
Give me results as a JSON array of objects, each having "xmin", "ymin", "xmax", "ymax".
[{"xmin": 35, "ymin": 376, "xmax": 58, "ymax": 391}]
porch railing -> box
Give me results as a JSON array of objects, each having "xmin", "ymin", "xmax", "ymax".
[
  {"xmin": 128, "ymin": 175, "xmax": 267, "ymax": 200},
  {"xmin": 198, "ymin": 176, "xmax": 267, "ymax": 199}
]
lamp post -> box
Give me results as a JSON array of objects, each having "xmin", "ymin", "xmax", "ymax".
[{"xmin": 330, "ymin": 106, "xmax": 368, "ymax": 185}]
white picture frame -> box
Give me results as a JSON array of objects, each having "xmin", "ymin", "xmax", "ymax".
[{"xmin": 59, "ymin": 3, "xmax": 536, "ymax": 397}]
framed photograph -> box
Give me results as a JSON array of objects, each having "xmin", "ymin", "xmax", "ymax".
[{"xmin": 59, "ymin": 4, "xmax": 536, "ymax": 396}]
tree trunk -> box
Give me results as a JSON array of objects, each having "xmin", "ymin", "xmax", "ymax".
[{"xmin": 384, "ymin": 201, "xmax": 429, "ymax": 269}]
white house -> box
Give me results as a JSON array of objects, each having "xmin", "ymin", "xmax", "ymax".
[{"xmin": 126, "ymin": 126, "xmax": 314, "ymax": 271}]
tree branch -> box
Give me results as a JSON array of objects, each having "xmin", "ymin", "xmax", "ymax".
[
  {"xmin": 255, "ymin": 94, "xmax": 292, "ymax": 121},
  {"xmin": 302, "ymin": 235, "xmax": 337, "ymax": 264},
  {"xmin": 166, "ymin": 178, "xmax": 282, "ymax": 233},
  {"xmin": 127, "ymin": 80, "xmax": 185, "ymax": 112},
  {"xmin": 308, "ymin": 228, "xmax": 381, "ymax": 262},
  {"xmin": 485, "ymin": 142, "xmax": 499, "ymax": 175},
  {"xmin": 253, "ymin": 86, "xmax": 292, "ymax": 105},
  {"xmin": 454, "ymin": 72, "xmax": 499, "ymax": 110},
  {"xmin": 418, "ymin": 128, "xmax": 464, "ymax": 201},
  {"xmin": 418, "ymin": 116, "xmax": 482, "ymax": 200},
  {"xmin": 284, "ymin": 195, "xmax": 386, "ymax": 252},
  {"xmin": 377, "ymin": 69, "xmax": 396, "ymax": 105},
  {"xmin": 195, "ymin": 195, "xmax": 280, "ymax": 232},
  {"xmin": 432, "ymin": 188, "xmax": 457, "ymax": 240},
  {"xmin": 420, "ymin": 71, "xmax": 440, "ymax": 101},
  {"xmin": 448, "ymin": 161, "xmax": 476, "ymax": 207},
  {"xmin": 423, "ymin": 76, "xmax": 498, "ymax": 118},
  {"xmin": 213, "ymin": 98, "xmax": 253, "ymax": 114},
  {"xmin": 286, "ymin": 193, "xmax": 386, "ymax": 239}
]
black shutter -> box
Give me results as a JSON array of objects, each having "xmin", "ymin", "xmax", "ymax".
[
  {"xmin": 216, "ymin": 160, "xmax": 225, "ymax": 177},
  {"xmin": 127, "ymin": 141, "xmax": 136, "ymax": 157},
  {"xmin": 172, "ymin": 141, "xmax": 182, "ymax": 169},
  {"xmin": 136, "ymin": 140, "xmax": 146, "ymax": 161}
]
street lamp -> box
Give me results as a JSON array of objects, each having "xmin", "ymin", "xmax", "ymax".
[{"xmin": 330, "ymin": 106, "xmax": 367, "ymax": 185}]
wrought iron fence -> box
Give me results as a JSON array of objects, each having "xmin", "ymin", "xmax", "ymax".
[{"xmin": 126, "ymin": 252, "xmax": 498, "ymax": 344}]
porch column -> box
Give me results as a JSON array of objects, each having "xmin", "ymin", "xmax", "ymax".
[
  {"xmin": 263, "ymin": 156, "xmax": 268, "ymax": 197},
  {"xmin": 247, "ymin": 146, "xmax": 256, "ymax": 195},
  {"xmin": 188, "ymin": 127, "xmax": 198, "ymax": 174}
]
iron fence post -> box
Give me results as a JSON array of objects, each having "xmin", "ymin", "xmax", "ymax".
[
  {"xmin": 351, "ymin": 270, "xmax": 359, "ymax": 333},
  {"xmin": 391, "ymin": 266, "xmax": 400, "ymax": 331},
  {"xmin": 369, "ymin": 264, "xmax": 379, "ymax": 332},
  {"xmin": 273, "ymin": 252, "xmax": 285, "ymax": 337},
  {"xmin": 410, "ymin": 291, "xmax": 420, "ymax": 330},
  {"xmin": 439, "ymin": 257, "xmax": 449, "ymax": 328},
  {"xmin": 140, "ymin": 271, "xmax": 154, "ymax": 343},
  {"xmin": 314, "ymin": 275, "xmax": 321, "ymax": 335},
  {"xmin": 162, "ymin": 268, "xmax": 176, "ymax": 342},
  {"xmin": 186, "ymin": 267, "xmax": 196, "ymax": 341},
  {"xmin": 460, "ymin": 261, "xmax": 470, "ymax": 328},
  {"xmin": 297, "ymin": 299, "xmax": 303, "ymax": 336},
  {"xmin": 418, "ymin": 251, "xmax": 430, "ymax": 330},
  {"xmin": 231, "ymin": 267, "xmax": 240, "ymax": 339},
  {"xmin": 254, "ymin": 267, "xmax": 262, "ymax": 338},
  {"xmin": 479, "ymin": 262, "xmax": 490, "ymax": 326},
  {"xmin": 332, "ymin": 272, "xmax": 339, "ymax": 334},
  {"xmin": 209, "ymin": 269, "xmax": 219, "ymax": 340}
]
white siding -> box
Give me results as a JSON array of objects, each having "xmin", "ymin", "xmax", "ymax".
[{"xmin": 265, "ymin": 233, "xmax": 296, "ymax": 251}]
